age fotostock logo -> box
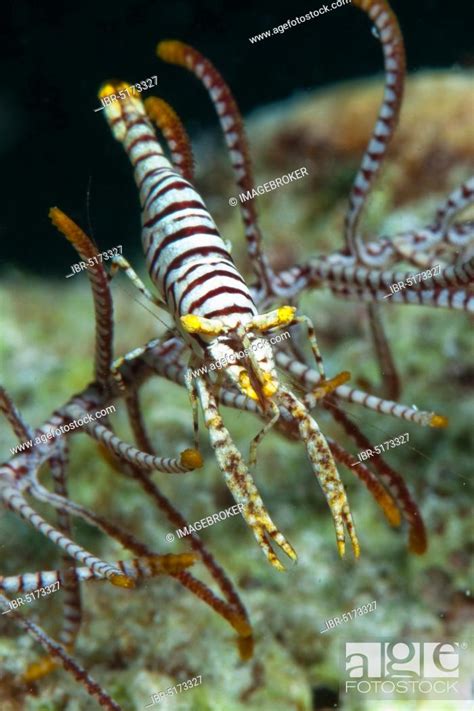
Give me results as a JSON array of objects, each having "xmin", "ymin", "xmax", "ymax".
[{"xmin": 343, "ymin": 642, "xmax": 471, "ymax": 700}]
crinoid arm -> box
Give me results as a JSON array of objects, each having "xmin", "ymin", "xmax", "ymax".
[
  {"xmin": 0, "ymin": 596, "xmax": 122, "ymax": 711},
  {"xmin": 157, "ymin": 40, "xmax": 277, "ymax": 295},
  {"xmin": 144, "ymin": 95, "xmax": 195, "ymax": 181},
  {"xmin": 49, "ymin": 208, "xmax": 114, "ymax": 388}
]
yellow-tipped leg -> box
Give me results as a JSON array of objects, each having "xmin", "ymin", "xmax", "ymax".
[
  {"xmin": 352, "ymin": 540, "xmax": 361, "ymax": 559},
  {"xmin": 344, "ymin": 504, "xmax": 361, "ymax": 559}
]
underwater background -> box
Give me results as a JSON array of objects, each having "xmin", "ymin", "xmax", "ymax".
[{"xmin": 1, "ymin": 0, "xmax": 473, "ymax": 709}]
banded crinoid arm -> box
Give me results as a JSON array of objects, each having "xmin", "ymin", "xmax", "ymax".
[
  {"xmin": 267, "ymin": 198, "xmax": 474, "ymax": 300},
  {"xmin": 329, "ymin": 282, "xmax": 474, "ymax": 312},
  {"xmin": 0, "ymin": 391, "xmax": 135, "ymax": 590},
  {"xmin": 94, "ymin": 408, "xmax": 254, "ymax": 658},
  {"xmin": 390, "ymin": 179, "xmax": 474, "ymax": 266},
  {"xmin": 325, "ymin": 260, "xmax": 474, "ymax": 305},
  {"xmin": 0, "ymin": 385, "xmax": 34, "ymax": 442},
  {"xmin": 272, "ymin": 257, "xmax": 474, "ymax": 310},
  {"xmin": 4, "ymin": 554, "xmax": 194, "ymax": 688},
  {"xmin": 100, "ymin": 453, "xmax": 255, "ymax": 660},
  {"xmin": 0, "ymin": 554, "xmax": 195, "ymax": 595},
  {"xmin": 49, "ymin": 207, "xmax": 114, "ymax": 388},
  {"xmin": 47, "ymin": 444, "xmax": 83, "ymax": 655},
  {"xmin": 66, "ymin": 402, "xmax": 199, "ymax": 473},
  {"xmin": 391, "ymin": 224, "xmax": 474, "ymax": 269},
  {"xmin": 434, "ymin": 176, "xmax": 474, "ymax": 237},
  {"xmin": 23, "ymin": 477, "xmax": 167, "ymax": 568},
  {"xmin": 358, "ymin": 179, "xmax": 474, "ymax": 268},
  {"xmin": 0, "ymin": 593, "xmax": 123, "ymax": 710},
  {"xmin": 345, "ymin": 0, "xmax": 406, "ymax": 260},
  {"xmin": 367, "ymin": 303, "xmax": 401, "ymax": 399},
  {"xmin": 274, "ymin": 350, "xmax": 448, "ymax": 429},
  {"xmin": 144, "ymin": 96, "xmax": 195, "ymax": 181},
  {"xmin": 158, "ymin": 40, "xmax": 276, "ymax": 295},
  {"xmin": 0, "ymin": 484, "xmax": 135, "ymax": 587}
]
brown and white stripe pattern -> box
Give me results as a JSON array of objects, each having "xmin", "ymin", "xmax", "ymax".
[
  {"xmin": 274, "ymin": 351, "xmax": 447, "ymax": 428},
  {"xmin": 307, "ymin": 258, "xmax": 474, "ymax": 299},
  {"xmin": 48, "ymin": 447, "xmax": 83, "ymax": 651},
  {"xmin": 158, "ymin": 40, "xmax": 275, "ymax": 294},
  {"xmin": 144, "ymin": 96, "xmax": 195, "ymax": 181},
  {"xmin": 0, "ymin": 486, "xmax": 124, "ymax": 581},
  {"xmin": 67, "ymin": 403, "xmax": 192, "ymax": 473},
  {"xmin": 434, "ymin": 176, "xmax": 474, "ymax": 235},
  {"xmin": 273, "ymin": 255, "xmax": 474, "ymax": 312},
  {"xmin": 0, "ymin": 386, "xmax": 34, "ymax": 442},
  {"xmin": 345, "ymin": 0, "xmax": 406, "ymax": 258},
  {"xmin": 100, "ymin": 83, "xmax": 258, "ymax": 355},
  {"xmin": 0, "ymin": 554, "xmax": 195, "ymax": 594},
  {"xmin": 329, "ymin": 283, "xmax": 474, "ymax": 312},
  {"xmin": 49, "ymin": 208, "xmax": 114, "ymax": 388}
]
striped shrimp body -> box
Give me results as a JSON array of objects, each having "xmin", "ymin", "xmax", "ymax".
[{"xmin": 100, "ymin": 82, "xmax": 359, "ymax": 569}]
